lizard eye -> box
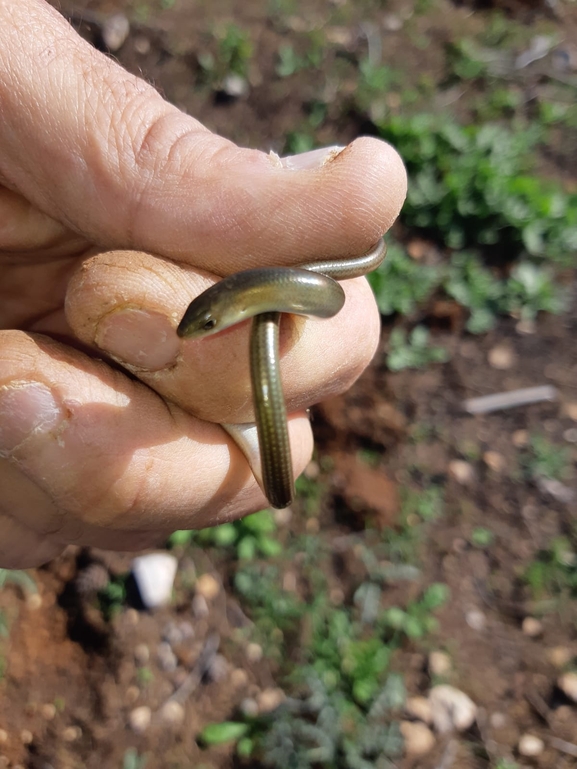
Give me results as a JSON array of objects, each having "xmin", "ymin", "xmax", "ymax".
[{"xmin": 203, "ymin": 318, "xmax": 217, "ymax": 330}]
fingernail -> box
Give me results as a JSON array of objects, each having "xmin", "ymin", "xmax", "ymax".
[
  {"xmin": 280, "ymin": 145, "xmax": 345, "ymax": 170},
  {"xmin": 96, "ymin": 309, "xmax": 180, "ymax": 371},
  {"xmin": 0, "ymin": 383, "xmax": 62, "ymax": 454}
]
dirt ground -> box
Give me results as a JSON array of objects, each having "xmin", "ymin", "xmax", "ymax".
[{"xmin": 1, "ymin": 0, "xmax": 577, "ymax": 768}]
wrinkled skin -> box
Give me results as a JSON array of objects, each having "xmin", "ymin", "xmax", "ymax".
[{"xmin": 0, "ymin": 0, "xmax": 407, "ymax": 568}]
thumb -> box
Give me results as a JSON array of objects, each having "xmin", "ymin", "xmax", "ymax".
[{"xmin": 0, "ymin": 0, "xmax": 406, "ymax": 273}]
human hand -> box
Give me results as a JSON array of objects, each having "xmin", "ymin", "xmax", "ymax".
[{"xmin": 0, "ymin": 0, "xmax": 407, "ymax": 568}]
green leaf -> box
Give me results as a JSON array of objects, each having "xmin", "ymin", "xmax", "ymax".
[
  {"xmin": 198, "ymin": 722, "xmax": 249, "ymax": 746},
  {"xmin": 237, "ymin": 535, "xmax": 258, "ymax": 561}
]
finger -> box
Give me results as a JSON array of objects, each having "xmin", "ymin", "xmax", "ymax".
[
  {"xmin": 65, "ymin": 250, "xmax": 381, "ymax": 423},
  {"xmin": 0, "ymin": 331, "xmax": 313, "ymax": 554},
  {"xmin": 0, "ymin": 1, "xmax": 406, "ymax": 273},
  {"xmin": 0, "ymin": 512, "xmax": 64, "ymax": 569}
]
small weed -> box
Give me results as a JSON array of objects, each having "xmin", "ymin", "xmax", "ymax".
[
  {"xmin": 525, "ymin": 537, "xmax": 577, "ymax": 601},
  {"xmin": 386, "ymin": 326, "xmax": 449, "ymax": 371},
  {"xmin": 122, "ymin": 748, "xmax": 149, "ymax": 769},
  {"xmin": 198, "ymin": 24, "xmax": 253, "ymax": 84},
  {"xmin": 136, "ymin": 666, "xmax": 154, "ymax": 687},
  {"xmin": 98, "ymin": 575, "xmax": 127, "ymax": 620},
  {"xmin": 171, "ymin": 510, "xmax": 281, "ymax": 561},
  {"xmin": 367, "ymin": 240, "xmax": 442, "ymax": 317},
  {"xmin": 471, "ymin": 527, "xmax": 494, "ymax": 548},
  {"xmin": 522, "ymin": 434, "xmax": 572, "ymax": 482}
]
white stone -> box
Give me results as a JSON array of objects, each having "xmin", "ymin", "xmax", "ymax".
[
  {"xmin": 429, "ymin": 651, "xmax": 451, "ymax": 677},
  {"xmin": 518, "ymin": 734, "xmax": 544, "ymax": 757},
  {"xmin": 132, "ymin": 553, "xmax": 177, "ymax": 609},
  {"xmin": 558, "ymin": 672, "xmax": 577, "ymax": 702},
  {"xmin": 160, "ymin": 701, "xmax": 185, "ymax": 726},
  {"xmin": 400, "ymin": 721, "xmax": 435, "ymax": 756},
  {"xmin": 129, "ymin": 706, "xmax": 152, "ymax": 734},
  {"xmin": 246, "ymin": 642, "xmax": 263, "ymax": 663},
  {"xmin": 488, "ymin": 345, "xmax": 515, "ymax": 370},
  {"xmin": 405, "ymin": 696, "xmax": 433, "ymax": 724},
  {"xmin": 466, "ymin": 609, "xmax": 486, "ymax": 631},
  {"xmin": 429, "ymin": 685, "xmax": 477, "ymax": 733},
  {"xmin": 448, "ymin": 460, "xmax": 475, "ymax": 485},
  {"xmin": 102, "ymin": 13, "xmax": 130, "ymax": 52}
]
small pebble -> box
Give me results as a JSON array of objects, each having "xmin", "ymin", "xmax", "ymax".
[
  {"xmin": 245, "ymin": 642, "xmax": 263, "ymax": 664},
  {"xmin": 124, "ymin": 686, "xmax": 140, "ymax": 705},
  {"xmin": 490, "ymin": 712, "xmax": 506, "ymax": 729},
  {"xmin": 256, "ymin": 688, "xmax": 286, "ymax": 714},
  {"xmin": 488, "ymin": 345, "xmax": 515, "ymax": 370},
  {"xmin": 129, "ymin": 706, "xmax": 152, "ymax": 734},
  {"xmin": 20, "ymin": 730, "xmax": 33, "ymax": 745},
  {"xmin": 125, "ymin": 608, "xmax": 140, "ymax": 625},
  {"xmin": 162, "ymin": 621, "xmax": 183, "ymax": 646},
  {"xmin": 429, "ymin": 685, "xmax": 477, "ymax": 733},
  {"xmin": 192, "ymin": 593, "xmax": 209, "ymax": 619},
  {"xmin": 240, "ymin": 697, "xmax": 259, "ymax": 717},
  {"xmin": 429, "ymin": 651, "xmax": 451, "ymax": 677},
  {"xmin": 304, "ymin": 460, "xmax": 320, "ymax": 479},
  {"xmin": 207, "ymin": 654, "xmax": 229, "ymax": 683},
  {"xmin": 448, "ymin": 460, "xmax": 475, "ymax": 485},
  {"xmin": 282, "ymin": 571, "xmax": 298, "ymax": 592},
  {"xmin": 274, "ymin": 507, "xmax": 292, "ymax": 526},
  {"xmin": 62, "ymin": 726, "xmax": 82, "ymax": 742},
  {"xmin": 159, "ymin": 701, "xmax": 185, "ymax": 726},
  {"xmin": 157, "ymin": 642, "xmax": 178, "ymax": 673},
  {"xmin": 518, "ymin": 733, "xmax": 544, "ymax": 757},
  {"xmin": 195, "ymin": 573, "xmax": 220, "ymax": 601},
  {"xmin": 466, "ymin": 609, "xmax": 486, "ymax": 631},
  {"xmin": 565, "ymin": 402, "xmax": 577, "ymax": 421},
  {"xmin": 383, "ymin": 13, "xmax": 403, "ymax": 31},
  {"xmin": 134, "ymin": 643, "xmax": 150, "ymax": 666},
  {"xmin": 522, "ymin": 617, "xmax": 543, "ymax": 638},
  {"xmin": 26, "ymin": 593, "xmax": 42, "ymax": 611},
  {"xmin": 512, "ymin": 429, "xmax": 529, "ymax": 448},
  {"xmin": 558, "ymin": 672, "xmax": 577, "ymax": 702},
  {"xmin": 179, "ymin": 621, "xmax": 195, "ymax": 640},
  {"xmin": 400, "ymin": 721, "xmax": 435, "ymax": 756},
  {"xmin": 230, "ymin": 668, "xmax": 249, "ymax": 688},
  {"xmin": 133, "ymin": 35, "xmax": 151, "ymax": 55},
  {"xmin": 548, "ymin": 647, "xmax": 573, "ymax": 668},
  {"xmin": 221, "ymin": 73, "xmax": 249, "ymax": 98},
  {"xmin": 40, "ymin": 703, "xmax": 56, "ymax": 721},
  {"xmin": 306, "ymin": 517, "xmax": 320, "ymax": 534},
  {"xmin": 483, "ymin": 451, "xmax": 506, "ymax": 473},
  {"xmin": 0, "ymin": 730, "xmax": 7, "ymax": 743},
  {"xmin": 101, "ymin": 13, "xmax": 130, "ymax": 52},
  {"xmin": 405, "ymin": 696, "xmax": 433, "ymax": 725},
  {"xmin": 516, "ymin": 318, "xmax": 536, "ymax": 335},
  {"xmin": 563, "ymin": 427, "xmax": 577, "ymax": 443}
]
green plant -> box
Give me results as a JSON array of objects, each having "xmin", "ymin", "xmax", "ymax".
[
  {"xmin": 444, "ymin": 251, "xmax": 507, "ymax": 333},
  {"xmin": 522, "ymin": 434, "xmax": 572, "ymax": 482},
  {"xmin": 379, "ymin": 583, "xmax": 449, "ymax": 640},
  {"xmin": 471, "ymin": 527, "xmax": 494, "ymax": 548},
  {"xmin": 525, "ymin": 537, "xmax": 577, "ymax": 600},
  {"xmin": 98, "ymin": 575, "xmax": 127, "ymax": 620},
  {"xmin": 367, "ymin": 241, "xmax": 442, "ymax": 316},
  {"xmin": 386, "ymin": 326, "xmax": 449, "ymax": 371},
  {"xmin": 376, "ymin": 115, "xmax": 577, "ymax": 265},
  {"xmin": 198, "ymin": 23, "xmax": 253, "ymax": 83},
  {"xmin": 171, "ymin": 510, "xmax": 282, "ymax": 561},
  {"xmin": 505, "ymin": 262, "xmax": 567, "ymax": 321}
]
